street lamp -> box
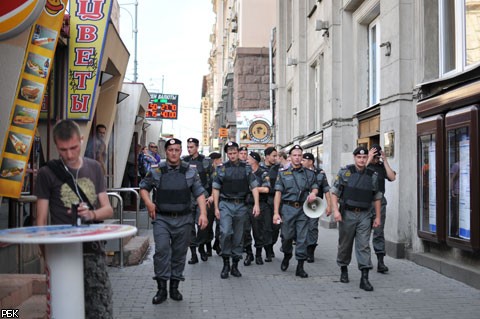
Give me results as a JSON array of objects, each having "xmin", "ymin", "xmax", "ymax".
[{"xmin": 119, "ymin": 1, "xmax": 138, "ymax": 82}]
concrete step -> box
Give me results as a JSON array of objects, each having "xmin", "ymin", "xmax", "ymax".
[
  {"xmin": 18, "ymin": 295, "xmax": 47, "ymax": 319},
  {"xmin": 107, "ymin": 235, "xmax": 150, "ymax": 266},
  {"xmin": 0, "ymin": 274, "xmax": 46, "ymax": 309}
]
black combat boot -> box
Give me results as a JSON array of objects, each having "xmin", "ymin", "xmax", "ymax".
[
  {"xmin": 359, "ymin": 269, "xmax": 374, "ymax": 291},
  {"xmin": 306, "ymin": 245, "xmax": 316, "ymax": 263},
  {"xmin": 340, "ymin": 266, "xmax": 349, "ymax": 283},
  {"xmin": 280, "ymin": 253, "xmax": 292, "ymax": 271},
  {"xmin": 213, "ymin": 239, "xmax": 221, "ymax": 255},
  {"xmin": 198, "ymin": 245, "xmax": 208, "ymax": 262},
  {"xmin": 188, "ymin": 247, "xmax": 198, "ymax": 264},
  {"xmin": 169, "ymin": 279, "xmax": 183, "ymax": 301},
  {"xmin": 264, "ymin": 245, "xmax": 273, "ymax": 262},
  {"xmin": 220, "ymin": 256, "xmax": 230, "ymax": 279},
  {"xmin": 152, "ymin": 278, "xmax": 167, "ymax": 304},
  {"xmin": 230, "ymin": 257, "xmax": 242, "ymax": 277},
  {"xmin": 244, "ymin": 246, "xmax": 254, "ymax": 266},
  {"xmin": 376, "ymin": 253, "xmax": 389, "ymax": 273},
  {"xmin": 206, "ymin": 242, "xmax": 213, "ymax": 256},
  {"xmin": 255, "ymin": 247, "xmax": 264, "ymax": 265},
  {"xmin": 270, "ymin": 244, "xmax": 276, "ymax": 258},
  {"xmin": 295, "ymin": 260, "xmax": 308, "ymax": 278}
]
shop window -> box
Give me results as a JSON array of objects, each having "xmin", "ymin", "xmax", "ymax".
[
  {"xmin": 445, "ymin": 106, "xmax": 479, "ymax": 250},
  {"xmin": 417, "ymin": 115, "xmax": 445, "ymax": 243}
]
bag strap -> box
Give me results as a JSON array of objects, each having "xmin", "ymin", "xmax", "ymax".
[{"xmin": 46, "ymin": 159, "xmax": 95, "ymax": 210}]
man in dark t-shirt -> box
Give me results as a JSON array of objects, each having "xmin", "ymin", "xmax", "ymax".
[{"xmin": 35, "ymin": 120, "xmax": 114, "ymax": 319}]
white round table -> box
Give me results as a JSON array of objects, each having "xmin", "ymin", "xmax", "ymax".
[{"xmin": 0, "ymin": 224, "xmax": 137, "ymax": 319}]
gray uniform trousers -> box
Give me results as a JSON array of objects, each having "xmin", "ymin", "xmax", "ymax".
[
  {"xmin": 219, "ymin": 200, "xmax": 248, "ymax": 259},
  {"xmin": 306, "ymin": 216, "xmax": 320, "ymax": 246},
  {"xmin": 370, "ymin": 196, "xmax": 387, "ymax": 255},
  {"xmin": 336, "ymin": 209, "xmax": 373, "ymax": 270},
  {"xmin": 153, "ymin": 213, "xmax": 193, "ymax": 281},
  {"xmin": 280, "ymin": 204, "xmax": 309, "ymax": 260}
]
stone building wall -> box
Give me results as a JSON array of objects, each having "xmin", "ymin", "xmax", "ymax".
[{"xmin": 234, "ymin": 47, "xmax": 270, "ymax": 111}]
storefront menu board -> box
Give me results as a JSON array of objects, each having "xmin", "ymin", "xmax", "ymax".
[{"xmin": 0, "ymin": 0, "xmax": 67, "ymax": 198}]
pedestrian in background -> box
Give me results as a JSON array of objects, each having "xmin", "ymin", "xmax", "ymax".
[
  {"xmin": 85, "ymin": 123, "xmax": 107, "ymax": 173},
  {"xmin": 367, "ymin": 144, "xmax": 396, "ymax": 273},
  {"xmin": 273, "ymin": 145, "xmax": 319, "ymax": 278},
  {"xmin": 330, "ymin": 146, "xmax": 382, "ymax": 291},
  {"xmin": 139, "ymin": 138, "xmax": 208, "ymax": 304},
  {"xmin": 212, "ymin": 141, "xmax": 260, "ymax": 279}
]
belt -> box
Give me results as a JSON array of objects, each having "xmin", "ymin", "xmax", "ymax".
[
  {"xmin": 222, "ymin": 198, "xmax": 245, "ymax": 204},
  {"xmin": 158, "ymin": 210, "xmax": 190, "ymax": 218},
  {"xmin": 344, "ymin": 205, "xmax": 369, "ymax": 213},
  {"xmin": 283, "ymin": 201, "xmax": 302, "ymax": 208}
]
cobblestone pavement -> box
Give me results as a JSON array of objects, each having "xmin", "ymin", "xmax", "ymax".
[{"xmin": 109, "ymin": 226, "xmax": 480, "ymax": 319}]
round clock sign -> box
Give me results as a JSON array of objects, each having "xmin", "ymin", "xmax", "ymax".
[{"xmin": 248, "ymin": 120, "xmax": 271, "ymax": 143}]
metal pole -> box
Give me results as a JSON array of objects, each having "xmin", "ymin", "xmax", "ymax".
[
  {"xmin": 133, "ymin": 0, "xmax": 138, "ymax": 82},
  {"xmin": 269, "ymin": 27, "xmax": 275, "ymax": 145}
]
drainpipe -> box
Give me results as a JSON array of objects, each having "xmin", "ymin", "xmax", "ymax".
[{"xmin": 269, "ymin": 27, "xmax": 276, "ymax": 145}]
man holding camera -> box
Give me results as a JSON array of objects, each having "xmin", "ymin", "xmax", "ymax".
[{"xmin": 367, "ymin": 144, "xmax": 396, "ymax": 273}]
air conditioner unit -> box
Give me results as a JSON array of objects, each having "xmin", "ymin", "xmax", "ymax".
[
  {"xmin": 286, "ymin": 57, "xmax": 297, "ymax": 66},
  {"xmin": 315, "ymin": 20, "xmax": 328, "ymax": 31}
]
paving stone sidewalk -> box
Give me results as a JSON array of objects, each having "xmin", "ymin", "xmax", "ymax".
[{"xmin": 109, "ymin": 227, "xmax": 480, "ymax": 319}]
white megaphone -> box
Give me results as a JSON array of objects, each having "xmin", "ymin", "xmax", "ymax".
[{"xmin": 303, "ymin": 197, "xmax": 326, "ymax": 219}]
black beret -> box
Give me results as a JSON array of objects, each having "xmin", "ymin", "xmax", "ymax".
[
  {"xmin": 303, "ymin": 153, "xmax": 314, "ymax": 161},
  {"xmin": 209, "ymin": 152, "xmax": 221, "ymax": 159},
  {"xmin": 289, "ymin": 144, "xmax": 303, "ymax": 154},
  {"xmin": 187, "ymin": 137, "xmax": 199, "ymax": 145},
  {"xmin": 353, "ymin": 146, "xmax": 368, "ymax": 155},
  {"xmin": 264, "ymin": 146, "xmax": 277, "ymax": 156},
  {"xmin": 239, "ymin": 146, "xmax": 248, "ymax": 152},
  {"xmin": 223, "ymin": 141, "xmax": 239, "ymax": 153},
  {"xmin": 249, "ymin": 151, "xmax": 261, "ymax": 163},
  {"xmin": 165, "ymin": 138, "xmax": 182, "ymax": 149}
]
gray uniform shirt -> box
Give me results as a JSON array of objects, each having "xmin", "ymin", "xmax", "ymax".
[{"xmin": 275, "ymin": 166, "xmax": 319, "ymax": 201}]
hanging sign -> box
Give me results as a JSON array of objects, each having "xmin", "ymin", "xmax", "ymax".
[
  {"xmin": 0, "ymin": 0, "xmax": 67, "ymax": 198},
  {"xmin": 66, "ymin": 0, "xmax": 113, "ymax": 120}
]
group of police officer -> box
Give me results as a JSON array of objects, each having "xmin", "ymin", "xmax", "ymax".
[{"xmin": 139, "ymin": 137, "xmax": 395, "ymax": 305}]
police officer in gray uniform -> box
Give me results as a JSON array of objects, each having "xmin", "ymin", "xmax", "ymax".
[
  {"xmin": 243, "ymin": 151, "xmax": 271, "ymax": 266},
  {"xmin": 183, "ymin": 137, "xmax": 214, "ymax": 263},
  {"xmin": 212, "ymin": 141, "xmax": 260, "ymax": 279},
  {"xmin": 367, "ymin": 144, "xmax": 396, "ymax": 273},
  {"xmin": 273, "ymin": 145, "xmax": 319, "ymax": 278},
  {"xmin": 301, "ymin": 152, "xmax": 332, "ymax": 263},
  {"xmin": 140, "ymin": 138, "xmax": 208, "ymax": 304},
  {"xmin": 260, "ymin": 146, "xmax": 281, "ymax": 261},
  {"xmin": 330, "ymin": 146, "xmax": 382, "ymax": 291}
]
